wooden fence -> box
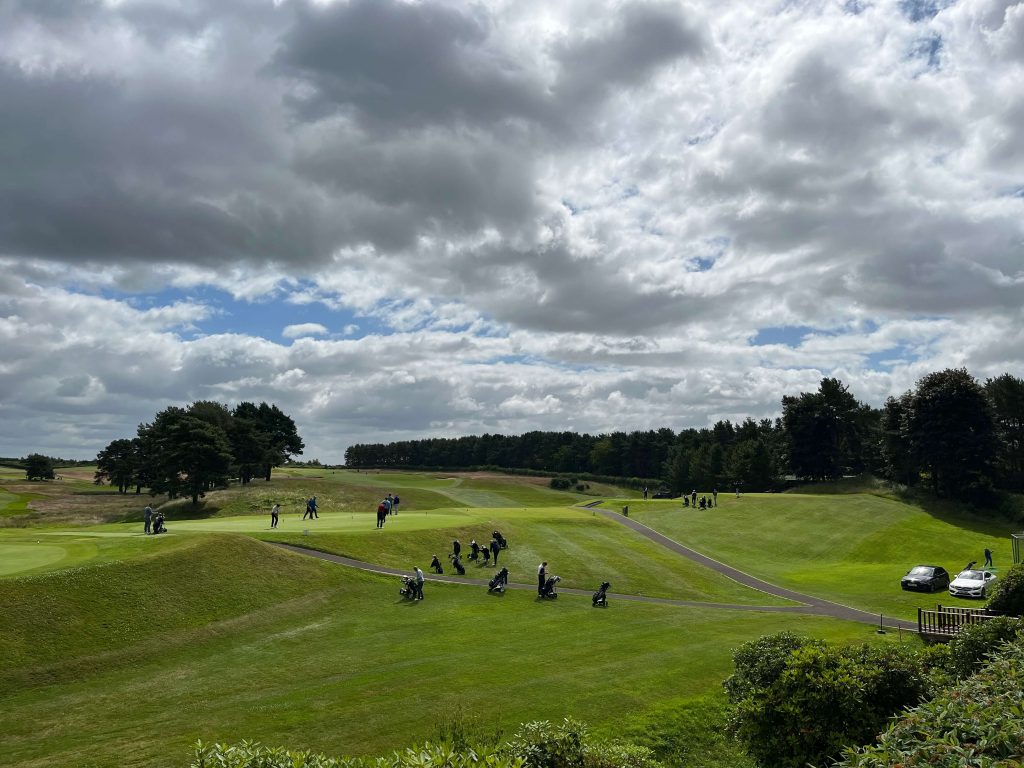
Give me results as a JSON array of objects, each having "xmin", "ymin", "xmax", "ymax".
[{"xmin": 918, "ymin": 604, "xmax": 1000, "ymax": 642}]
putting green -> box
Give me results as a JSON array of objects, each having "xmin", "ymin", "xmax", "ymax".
[
  {"xmin": 0, "ymin": 542, "xmax": 70, "ymax": 576},
  {"xmin": 169, "ymin": 509, "xmax": 475, "ymax": 533}
]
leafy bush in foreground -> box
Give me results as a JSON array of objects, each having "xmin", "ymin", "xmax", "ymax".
[
  {"xmin": 987, "ymin": 562, "xmax": 1024, "ymax": 616},
  {"xmin": 723, "ymin": 632, "xmax": 825, "ymax": 704},
  {"xmin": 729, "ymin": 643, "xmax": 927, "ymax": 768},
  {"xmin": 503, "ymin": 719, "xmax": 661, "ymax": 768},
  {"xmin": 920, "ymin": 615, "xmax": 1023, "ymax": 685},
  {"xmin": 193, "ymin": 740, "xmax": 524, "ymax": 768},
  {"xmin": 836, "ymin": 637, "xmax": 1024, "ymax": 768},
  {"xmin": 192, "ymin": 722, "xmax": 660, "ymax": 768}
]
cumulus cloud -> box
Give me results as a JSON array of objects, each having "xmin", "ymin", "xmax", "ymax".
[
  {"xmin": 282, "ymin": 322, "xmax": 328, "ymax": 339},
  {"xmin": 0, "ymin": 0, "xmax": 1022, "ymax": 461}
]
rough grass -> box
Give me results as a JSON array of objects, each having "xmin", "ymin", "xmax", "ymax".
[{"xmin": 0, "ymin": 535, "xmax": 895, "ymax": 768}]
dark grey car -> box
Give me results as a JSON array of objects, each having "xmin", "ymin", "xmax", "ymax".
[{"xmin": 900, "ymin": 565, "xmax": 950, "ymax": 592}]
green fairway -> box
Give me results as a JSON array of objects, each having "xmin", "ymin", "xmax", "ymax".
[
  {"xmin": 0, "ymin": 535, "xmax": 896, "ymax": 768},
  {"xmin": 5, "ymin": 470, "xmax": 1008, "ymax": 768},
  {"xmin": 629, "ymin": 492, "xmax": 1016, "ymax": 617},
  {"xmin": 260, "ymin": 509, "xmax": 795, "ymax": 605},
  {"xmin": 0, "ymin": 488, "xmax": 45, "ymax": 518}
]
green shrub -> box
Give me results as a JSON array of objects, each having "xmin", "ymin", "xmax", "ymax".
[
  {"xmin": 836, "ymin": 637, "xmax": 1024, "ymax": 768},
  {"xmin": 505, "ymin": 719, "xmax": 586, "ymax": 768},
  {"xmin": 503, "ymin": 719, "xmax": 660, "ymax": 768},
  {"xmin": 195, "ymin": 723, "xmax": 659, "ymax": 768},
  {"xmin": 729, "ymin": 643, "xmax": 928, "ymax": 768},
  {"xmin": 549, "ymin": 478, "xmax": 573, "ymax": 490},
  {"xmin": 922, "ymin": 616, "xmax": 1023, "ymax": 683},
  {"xmin": 193, "ymin": 740, "xmax": 525, "ymax": 768},
  {"xmin": 987, "ymin": 562, "xmax": 1024, "ymax": 616},
  {"xmin": 723, "ymin": 632, "xmax": 825, "ymax": 704}
]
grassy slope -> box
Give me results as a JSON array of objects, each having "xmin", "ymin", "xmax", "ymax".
[
  {"xmin": 262, "ymin": 509, "xmax": 794, "ymax": 604},
  {"xmin": 0, "ymin": 535, "xmax": 892, "ymax": 768},
  {"xmin": 630, "ymin": 491, "xmax": 1015, "ymax": 616},
  {"xmin": 0, "ymin": 535, "xmax": 342, "ymax": 689}
]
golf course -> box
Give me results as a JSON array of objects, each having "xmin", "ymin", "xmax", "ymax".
[{"xmin": 0, "ymin": 467, "xmax": 1018, "ymax": 768}]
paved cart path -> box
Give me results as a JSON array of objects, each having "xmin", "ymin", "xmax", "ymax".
[{"xmin": 591, "ymin": 505, "xmax": 917, "ymax": 630}]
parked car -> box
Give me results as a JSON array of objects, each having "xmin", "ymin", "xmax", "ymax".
[
  {"xmin": 900, "ymin": 565, "xmax": 950, "ymax": 592},
  {"xmin": 948, "ymin": 569, "xmax": 998, "ymax": 599}
]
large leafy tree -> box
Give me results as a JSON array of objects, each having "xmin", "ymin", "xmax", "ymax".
[
  {"xmin": 782, "ymin": 378, "xmax": 868, "ymax": 480},
  {"xmin": 909, "ymin": 368, "xmax": 997, "ymax": 499},
  {"xmin": 726, "ymin": 438, "xmax": 776, "ymax": 491},
  {"xmin": 878, "ymin": 392, "xmax": 918, "ymax": 487},
  {"xmin": 985, "ymin": 373, "xmax": 1024, "ymax": 491},
  {"xmin": 94, "ymin": 438, "xmax": 139, "ymax": 493},
  {"xmin": 141, "ymin": 407, "xmax": 233, "ymax": 505},
  {"xmin": 24, "ymin": 453, "xmax": 55, "ymax": 481},
  {"xmin": 246, "ymin": 402, "xmax": 304, "ymax": 481}
]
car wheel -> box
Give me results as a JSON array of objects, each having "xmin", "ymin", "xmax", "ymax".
[{"xmin": 981, "ymin": 588, "xmax": 986, "ymax": 599}]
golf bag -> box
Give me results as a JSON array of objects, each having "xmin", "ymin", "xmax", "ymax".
[
  {"xmin": 153, "ymin": 513, "xmax": 167, "ymax": 534},
  {"xmin": 541, "ymin": 575, "xmax": 560, "ymax": 599},
  {"xmin": 492, "ymin": 530, "xmax": 508, "ymax": 549},
  {"xmin": 449, "ymin": 553, "xmax": 466, "ymax": 575},
  {"xmin": 488, "ymin": 567, "xmax": 509, "ymax": 593},
  {"xmin": 430, "ymin": 555, "xmax": 444, "ymax": 574},
  {"xmin": 592, "ymin": 581, "xmax": 610, "ymax": 607},
  {"xmin": 399, "ymin": 575, "xmax": 423, "ymax": 600}
]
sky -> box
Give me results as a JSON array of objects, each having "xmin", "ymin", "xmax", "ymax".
[{"xmin": 1, "ymin": 0, "xmax": 1022, "ymax": 463}]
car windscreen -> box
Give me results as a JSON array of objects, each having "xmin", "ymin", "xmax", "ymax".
[
  {"xmin": 959, "ymin": 570, "xmax": 984, "ymax": 580},
  {"xmin": 908, "ymin": 567, "xmax": 933, "ymax": 576}
]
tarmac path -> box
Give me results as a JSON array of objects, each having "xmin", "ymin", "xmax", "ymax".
[{"xmin": 589, "ymin": 505, "xmax": 917, "ymax": 630}]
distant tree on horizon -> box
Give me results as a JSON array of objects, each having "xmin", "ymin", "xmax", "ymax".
[{"xmin": 24, "ymin": 453, "xmax": 55, "ymax": 481}]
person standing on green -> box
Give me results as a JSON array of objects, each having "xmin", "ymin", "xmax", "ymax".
[
  {"xmin": 271, "ymin": 503, "xmax": 280, "ymax": 529},
  {"xmin": 143, "ymin": 505, "xmax": 153, "ymax": 534}
]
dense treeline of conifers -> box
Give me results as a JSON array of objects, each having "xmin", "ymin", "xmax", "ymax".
[
  {"xmin": 346, "ymin": 368, "xmax": 1024, "ymax": 503},
  {"xmin": 93, "ymin": 400, "xmax": 303, "ymax": 505}
]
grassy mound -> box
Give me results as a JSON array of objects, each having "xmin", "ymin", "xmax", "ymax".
[{"xmin": 0, "ymin": 535, "xmax": 343, "ymax": 689}]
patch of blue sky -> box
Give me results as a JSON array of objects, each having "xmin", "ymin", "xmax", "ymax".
[
  {"xmin": 478, "ymin": 354, "xmax": 596, "ymax": 373},
  {"xmin": 562, "ymin": 199, "xmax": 581, "ymax": 216},
  {"xmin": 689, "ymin": 235, "xmax": 729, "ymax": 271},
  {"xmin": 864, "ymin": 348, "xmax": 908, "ymax": 369},
  {"xmin": 752, "ymin": 325, "xmax": 819, "ymax": 348},
  {"xmin": 109, "ymin": 285, "xmax": 382, "ymax": 342},
  {"xmin": 1000, "ymin": 185, "xmax": 1024, "ymax": 198},
  {"xmin": 899, "ymin": 0, "xmax": 956, "ymax": 23},
  {"xmin": 621, "ymin": 185, "xmax": 640, "ymax": 199},
  {"xmin": 843, "ymin": 0, "xmax": 868, "ymax": 14},
  {"xmin": 908, "ymin": 34, "xmax": 942, "ymax": 71}
]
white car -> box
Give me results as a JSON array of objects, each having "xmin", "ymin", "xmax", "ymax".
[{"xmin": 948, "ymin": 569, "xmax": 998, "ymax": 599}]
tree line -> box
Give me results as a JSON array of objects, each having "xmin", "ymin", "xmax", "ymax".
[
  {"xmin": 345, "ymin": 368, "xmax": 1024, "ymax": 502},
  {"xmin": 94, "ymin": 401, "xmax": 303, "ymax": 505}
]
